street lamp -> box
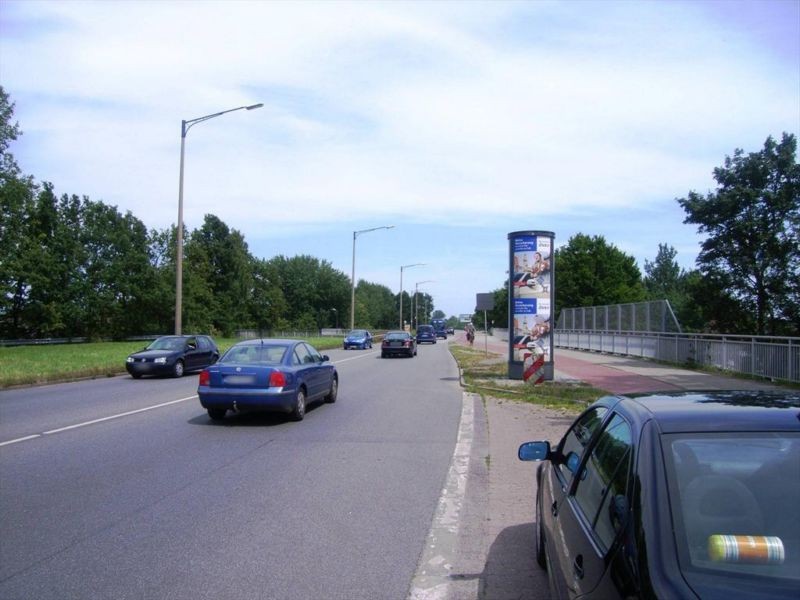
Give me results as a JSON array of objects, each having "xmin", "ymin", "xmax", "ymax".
[
  {"xmin": 175, "ymin": 102, "xmax": 263, "ymax": 335},
  {"xmin": 350, "ymin": 225, "xmax": 395, "ymax": 330},
  {"xmin": 399, "ymin": 263, "xmax": 425, "ymax": 328},
  {"xmin": 414, "ymin": 280, "xmax": 434, "ymax": 329}
]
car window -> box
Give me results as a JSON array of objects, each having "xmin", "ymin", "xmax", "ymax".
[
  {"xmin": 148, "ymin": 337, "xmax": 183, "ymax": 351},
  {"xmin": 572, "ymin": 413, "xmax": 632, "ymax": 551},
  {"xmin": 294, "ymin": 344, "xmax": 313, "ymax": 365},
  {"xmin": 186, "ymin": 337, "xmax": 197, "ymax": 350},
  {"xmin": 262, "ymin": 346, "xmax": 287, "ymax": 364},
  {"xmin": 557, "ymin": 407, "xmax": 608, "ymax": 482},
  {"xmin": 665, "ymin": 433, "xmax": 800, "ymax": 586},
  {"xmin": 224, "ymin": 345, "xmax": 259, "ymax": 363},
  {"xmin": 303, "ymin": 343, "xmax": 322, "ymax": 363}
]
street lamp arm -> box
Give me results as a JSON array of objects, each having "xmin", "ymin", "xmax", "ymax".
[
  {"xmin": 355, "ymin": 224, "xmax": 395, "ymax": 238},
  {"xmin": 174, "ymin": 101, "xmax": 263, "ymax": 335},
  {"xmin": 183, "ymin": 103, "xmax": 264, "ymax": 136}
]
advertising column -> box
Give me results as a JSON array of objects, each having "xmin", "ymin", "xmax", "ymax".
[{"xmin": 507, "ymin": 231, "xmax": 555, "ymax": 380}]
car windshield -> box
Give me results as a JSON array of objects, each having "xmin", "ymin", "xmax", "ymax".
[
  {"xmin": 664, "ymin": 432, "xmax": 800, "ymax": 589},
  {"xmin": 385, "ymin": 333, "xmax": 409, "ymax": 340},
  {"xmin": 146, "ymin": 337, "xmax": 185, "ymax": 351},
  {"xmin": 221, "ymin": 345, "xmax": 287, "ymax": 365},
  {"xmin": 418, "ymin": 327, "xmax": 433, "ymax": 333},
  {"xmin": 349, "ymin": 330, "xmax": 367, "ymax": 337}
]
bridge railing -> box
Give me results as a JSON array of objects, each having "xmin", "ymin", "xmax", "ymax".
[{"xmin": 554, "ymin": 330, "xmax": 800, "ymax": 383}]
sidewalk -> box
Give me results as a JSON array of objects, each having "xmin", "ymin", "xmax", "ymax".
[{"xmin": 458, "ymin": 330, "xmax": 779, "ymax": 394}]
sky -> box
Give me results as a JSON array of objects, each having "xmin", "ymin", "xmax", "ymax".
[{"xmin": 1, "ymin": 0, "xmax": 798, "ymax": 320}]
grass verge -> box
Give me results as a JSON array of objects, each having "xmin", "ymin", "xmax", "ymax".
[
  {"xmin": 449, "ymin": 344, "xmax": 607, "ymax": 413},
  {"xmin": 0, "ymin": 335, "xmax": 344, "ymax": 388}
]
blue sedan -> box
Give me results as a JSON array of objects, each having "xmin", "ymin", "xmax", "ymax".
[
  {"xmin": 198, "ymin": 339, "xmax": 338, "ymax": 422},
  {"xmin": 343, "ymin": 329, "xmax": 373, "ymax": 350}
]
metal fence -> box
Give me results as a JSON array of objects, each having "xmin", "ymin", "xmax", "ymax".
[
  {"xmin": 557, "ymin": 300, "xmax": 682, "ymax": 333},
  {"xmin": 555, "ymin": 330, "xmax": 800, "ymax": 383}
]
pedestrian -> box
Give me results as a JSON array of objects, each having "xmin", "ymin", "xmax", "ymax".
[{"xmin": 466, "ymin": 322, "xmax": 475, "ymax": 346}]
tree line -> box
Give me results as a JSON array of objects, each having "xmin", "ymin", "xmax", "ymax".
[
  {"xmin": 477, "ymin": 133, "xmax": 799, "ymax": 337},
  {"xmin": 0, "ymin": 87, "xmax": 433, "ymax": 340},
  {"xmin": 2, "ymin": 87, "xmax": 798, "ymax": 339}
]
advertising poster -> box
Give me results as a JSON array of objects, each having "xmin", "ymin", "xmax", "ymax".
[{"xmin": 507, "ymin": 231, "xmax": 554, "ymax": 379}]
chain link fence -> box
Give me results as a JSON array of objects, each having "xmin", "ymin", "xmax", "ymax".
[{"xmin": 557, "ymin": 300, "xmax": 681, "ymax": 333}]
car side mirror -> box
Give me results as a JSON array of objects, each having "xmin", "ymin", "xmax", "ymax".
[
  {"xmin": 518, "ymin": 441, "xmax": 551, "ymax": 462},
  {"xmin": 321, "ymin": 355, "xmax": 330, "ymax": 362}
]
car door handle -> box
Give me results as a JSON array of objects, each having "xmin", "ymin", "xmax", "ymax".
[
  {"xmin": 573, "ymin": 555, "xmax": 584, "ymax": 580},
  {"xmin": 551, "ymin": 501, "xmax": 558, "ymax": 517}
]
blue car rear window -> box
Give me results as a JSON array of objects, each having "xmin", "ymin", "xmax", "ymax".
[{"xmin": 223, "ymin": 345, "xmax": 287, "ymax": 364}]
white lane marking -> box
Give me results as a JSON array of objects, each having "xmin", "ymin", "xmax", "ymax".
[
  {"xmin": 408, "ymin": 392, "xmax": 474, "ymax": 600},
  {"xmin": 333, "ymin": 351, "xmax": 379, "ymax": 364},
  {"xmin": 0, "ymin": 434, "xmax": 42, "ymax": 447},
  {"xmin": 1, "ymin": 396, "xmax": 197, "ymax": 446}
]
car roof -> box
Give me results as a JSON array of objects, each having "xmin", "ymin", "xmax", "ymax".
[{"xmin": 600, "ymin": 391, "xmax": 800, "ymax": 434}]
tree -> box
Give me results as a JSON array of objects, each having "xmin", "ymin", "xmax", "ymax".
[
  {"xmin": 0, "ymin": 86, "xmax": 22, "ymax": 177},
  {"xmin": 186, "ymin": 214, "xmax": 253, "ymax": 336},
  {"xmin": 678, "ymin": 133, "xmax": 799, "ymax": 335},
  {"xmin": 554, "ymin": 234, "xmax": 646, "ymax": 315}
]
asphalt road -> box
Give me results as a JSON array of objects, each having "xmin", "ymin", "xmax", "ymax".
[{"xmin": 0, "ymin": 340, "xmax": 463, "ymax": 600}]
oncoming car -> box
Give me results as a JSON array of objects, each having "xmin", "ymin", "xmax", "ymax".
[
  {"xmin": 518, "ymin": 391, "xmax": 800, "ymax": 599},
  {"xmin": 197, "ymin": 339, "xmax": 338, "ymax": 422},
  {"xmin": 343, "ymin": 329, "xmax": 372, "ymax": 350},
  {"xmin": 125, "ymin": 335, "xmax": 219, "ymax": 378}
]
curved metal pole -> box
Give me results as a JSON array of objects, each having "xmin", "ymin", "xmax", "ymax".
[{"xmin": 174, "ymin": 103, "xmax": 262, "ymax": 334}]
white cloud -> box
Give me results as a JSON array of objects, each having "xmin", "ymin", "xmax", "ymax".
[{"xmin": 1, "ymin": 0, "xmax": 797, "ymax": 316}]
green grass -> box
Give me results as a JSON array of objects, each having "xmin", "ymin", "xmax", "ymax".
[
  {"xmin": 449, "ymin": 344, "xmax": 606, "ymax": 413},
  {"xmin": 0, "ymin": 335, "xmax": 345, "ymax": 388}
]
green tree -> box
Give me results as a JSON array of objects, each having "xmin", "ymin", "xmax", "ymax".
[
  {"xmin": 186, "ymin": 215, "xmax": 253, "ymax": 335},
  {"xmin": 268, "ymin": 254, "xmax": 351, "ymax": 331},
  {"xmin": 555, "ymin": 234, "xmax": 646, "ymax": 315},
  {"xmin": 356, "ymin": 281, "xmax": 396, "ymax": 329},
  {"xmin": 249, "ymin": 257, "xmax": 289, "ymax": 332},
  {"xmin": 678, "ymin": 133, "xmax": 800, "ymax": 335},
  {"xmin": 0, "ymin": 86, "xmax": 21, "ymax": 177},
  {"xmin": 681, "ymin": 270, "xmax": 751, "ymax": 333}
]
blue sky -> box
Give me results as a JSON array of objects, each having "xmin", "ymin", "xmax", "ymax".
[{"xmin": 1, "ymin": 0, "xmax": 798, "ymax": 319}]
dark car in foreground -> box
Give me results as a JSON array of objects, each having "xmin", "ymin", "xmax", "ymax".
[
  {"xmin": 343, "ymin": 329, "xmax": 373, "ymax": 350},
  {"xmin": 381, "ymin": 331, "xmax": 417, "ymax": 358},
  {"xmin": 518, "ymin": 391, "xmax": 800, "ymax": 599},
  {"xmin": 126, "ymin": 335, "xmax": 219, "ymax": 378},
  {"xmin": 416, "ymin": 324, "xmax": 437, "ymax": 344},
  {"xmin": 197, "ymin": 339, "xmax": 337, "ymax": 422}
]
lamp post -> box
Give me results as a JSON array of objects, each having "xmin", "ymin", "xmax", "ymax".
[
  {"xmin": 175, "ymin": 102, "xmax": 263, "ymax": 335},
  {"xmin": 350, "ymin": 225, "xmax": 394, "ymax": 330},
  {"xmin": 399, "ymin": 263, "xmax": 425, "ymax": 329},
  {"xmin": 414, "ymin": 280, "xmax": 434, "ymax": 328}
]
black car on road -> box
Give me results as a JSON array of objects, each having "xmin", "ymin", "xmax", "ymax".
[
  {"xmin": 519, "ymin": 391, "xmax": 800, "ymax": 599},
  {"xmin": 126, "ymin": 335, "xmax": 219, "ymax": 378},
  {"xmin": 381, "ymin": 331, "xmax": 417, "ymax": 358}
]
